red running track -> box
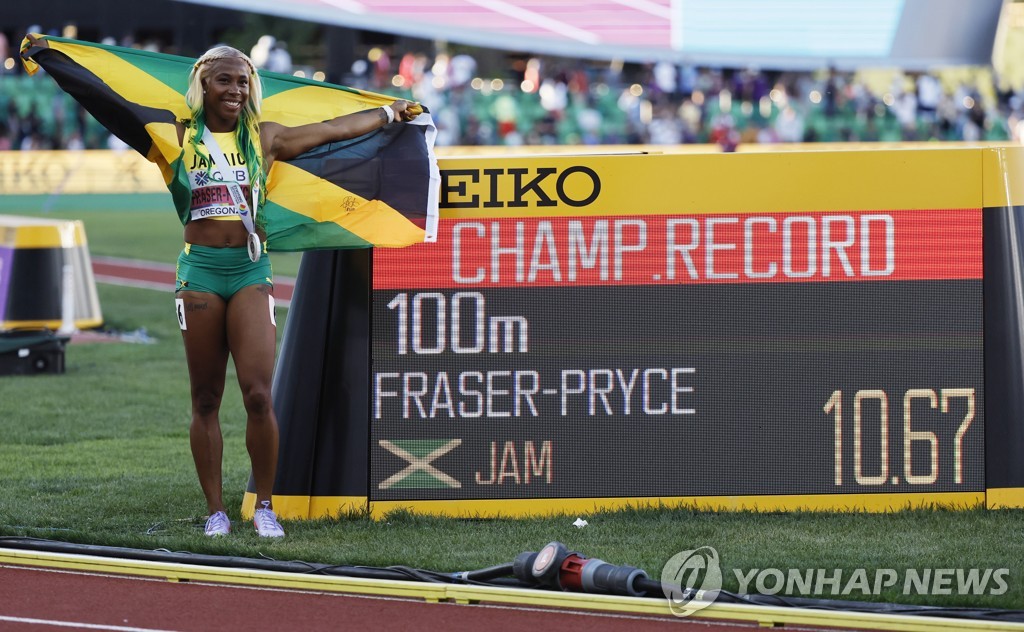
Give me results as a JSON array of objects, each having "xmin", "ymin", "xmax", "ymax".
[
  {"xmin": 90, "ymin": 256, "xmax": 295, "ymax": 306},
  {"xmin": 0, "ymin": 564, "xmax": 775, "ymax": 632}
]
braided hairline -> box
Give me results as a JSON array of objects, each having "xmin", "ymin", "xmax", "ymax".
[
  {"xmin": 193, "ymin": 48, "xmax": 257, "ymax": 75},
  {"xmin": 186, "ymin": 46, "xmax": 261, "ymax": 114}
]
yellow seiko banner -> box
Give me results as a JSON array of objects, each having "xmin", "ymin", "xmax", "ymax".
[{"xmin": 2, "ymin": 144, "xmax": 1021, "ymax": 209}]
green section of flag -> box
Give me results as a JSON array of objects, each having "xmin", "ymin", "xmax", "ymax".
[{"xmin": 262, "ymin": 201, "xmax": 373, "ymax": 251}]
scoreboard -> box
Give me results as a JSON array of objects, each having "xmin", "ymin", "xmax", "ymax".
[
  {"xmin": 254, "ymin": 146, "xmax": 1024, "ymax": 519},
  {"xmin": 370, "ymin": 208, "xmax": 983, "ymax": 503},
  {"xmin": 359, "ymin": 147, "xmax": 1005, "ymax": 515}
]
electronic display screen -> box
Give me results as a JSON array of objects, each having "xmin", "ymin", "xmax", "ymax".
[{"xmin": 370, "ymin": 207, "xmax": 984, "ymax": 501}]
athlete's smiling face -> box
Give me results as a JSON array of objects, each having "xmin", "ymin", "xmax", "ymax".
[{"xmin": 202, "ymin": 57, "xmax": 251, "ymax": 129}]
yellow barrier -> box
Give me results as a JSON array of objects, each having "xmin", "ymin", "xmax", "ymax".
[{"xmin": 0, "ymin": 215, "xmax": 102, "ymax": 331}]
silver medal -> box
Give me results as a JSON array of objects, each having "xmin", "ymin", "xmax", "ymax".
[{"xmin": 247, "ymin": 232, "xmax": 261, "ymax": 263}]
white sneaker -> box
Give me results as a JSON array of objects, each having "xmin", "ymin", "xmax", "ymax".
[
  {"xmin": 204, "ymin": 511, "xmax": 231, "ymax": 537},
  {"xmin": 253, "ymin": 501, "xmax": 285, "ymax": 538}
]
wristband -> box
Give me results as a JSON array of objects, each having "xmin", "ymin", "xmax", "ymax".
[{"xmin": 380, "ymin": 105, "xmax": 395, "ymax": 124}]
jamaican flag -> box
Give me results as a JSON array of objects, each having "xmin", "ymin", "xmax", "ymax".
[{"xmin": 21, "ymin": 34, "xmax": 439, "ymax": 250}]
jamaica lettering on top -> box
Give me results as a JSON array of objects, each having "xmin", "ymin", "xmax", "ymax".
[{"xmin": 189, "ymin": 147, "xmax": 247, "ymax": 171}]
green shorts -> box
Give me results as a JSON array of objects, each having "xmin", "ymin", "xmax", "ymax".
[{"xmin": 175, "ymin": 243, "xmax": 273, "ymax": 301}]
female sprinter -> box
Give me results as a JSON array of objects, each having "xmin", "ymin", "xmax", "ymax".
[
  {"xmin": 22, "ymin": 32, "xmax": 418, "ymax": 537},
  {"xmin": 179, "ymin": 46, "xmax": 417, "ymax": 538}
]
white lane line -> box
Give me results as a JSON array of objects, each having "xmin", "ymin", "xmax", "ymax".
[
  {"xmin": 92, "ymin": 275, "xmax": 175, "ymax": 292},
  {"xmin": 91, "ymin": 257, "xmax": 176, "ymax": 273},
  {"xmin": 91, "ymin": 275, "xmax": 292, "ymax": 308},
  {"xmin": 0, "ymin": 615, "xmax": 178, "ymax": 632},
  {"xmin": 91, "ymin": 256, "xmax": 298, "ymax": 285}
]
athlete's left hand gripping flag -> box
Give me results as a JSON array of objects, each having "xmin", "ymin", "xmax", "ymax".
[{"xmin": 21, "ymin": 34, "xmax": 439, "ymax": 250}]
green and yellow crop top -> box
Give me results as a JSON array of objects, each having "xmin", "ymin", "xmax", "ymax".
[{"xmin": 182, "ymin": 129, "xmax": 250, "ymax": 223}]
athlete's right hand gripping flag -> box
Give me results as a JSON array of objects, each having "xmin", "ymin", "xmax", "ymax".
[{"xmin": 21, "ymin": 34, "xmax": 439, "ymax": 250}]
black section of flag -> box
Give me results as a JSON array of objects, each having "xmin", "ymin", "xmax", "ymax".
[
  {"xmin": 27, "ymin": 46, "xmax": 177, "ymax": 157},
  {"xmin": 289, "ymin": 123, "xmax": 433, "ymax": 226}
]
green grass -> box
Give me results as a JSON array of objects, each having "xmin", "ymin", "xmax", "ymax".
[{"xmin": 0, "ymin": 203, "xmax": 1023, "ymax": 613}]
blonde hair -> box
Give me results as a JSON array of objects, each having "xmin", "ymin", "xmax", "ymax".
[
  {"xmin": 184, "ymin": 46, "xmax": 267, "ymax": 225},
  {"xmin": 185, "ymin": 46, "xmax": 263, "ymax": 117}
]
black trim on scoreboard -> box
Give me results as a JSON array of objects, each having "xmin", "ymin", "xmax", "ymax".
[
  {"xmin": 983, "ymin": 206, "xmax": 1024, "ymax": 493},
  {"xmin": 370, "ymin": 280, "xmax": 984, "ymax": 500},
  {"xmin": 254, "ymin": 250, "xmax": 373, "ymax": 499}
]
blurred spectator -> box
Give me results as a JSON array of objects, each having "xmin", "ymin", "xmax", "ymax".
[
  {"xmin": 65, "ymin": 131, "xmax": 85, "ymax": 151},
  {"xmin": 492, "ymin": 92, "xmax": 519, "ymax": 141},
  {"xmin": 0, "ymin": 33, "xmax": 8, "ymax": 75},
  {"xmin": 267, "ymin": 41, "xmax": 292, "ymax": 74},
  {"xmin": 774, "ymin": 105, "xmax": 804, "ymax": 143},
  {"xmin": 250, "ymin": 35, "xmax": 275, "ymax": 69},
  {"xmin": 251, "ymin": 35, "xmax": 293, "ymax": 74},
  {"xmin": 649, "ymin": 103, "xmax": 684, "ymax": 144},
  {"xmin": 652, "ymin": 61, "xmax": 677, "ymax": 97},
  {"xmin": 538, "ymin": 77, "xmax": 568, "ymax": 114},
  {"xmin": 107, "ymin": 133, "xmax": 129, "ymax": 151},
  {"xmin": 433, "ymin": 106, "xmax": 461, "ymax": 146},
  {"xmin": 371, "ymin": 47, "xmax": 392, "ymax": 90},
  {"xmin": 916, "ymin": 72, "xmax": 941, "ymax": 122},
  {"xmin": 576, "ymin": 97, "xmax": 603, "ymax": 145},
  {"xmin": 2, "ymin": 29, "xmax": 1018, "ymax": 151},
  {"xmin": 448, "ymin": 53, "xmax": 477, "ymax": 88},
  {"xmin": 709, "ymin": 113, "xmax": 740, "ymax": 151},
  {"xmin": 892, "ymin": 87, "xmax": 918, "ymax": 140}
]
